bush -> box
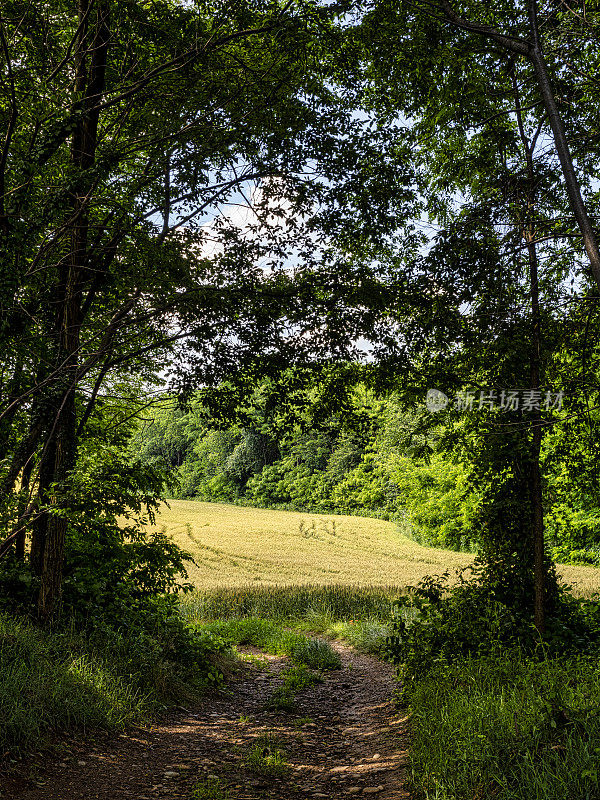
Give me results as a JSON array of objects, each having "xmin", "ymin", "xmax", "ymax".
[{"xmin": 386, "ymin": 566, "xmax": 600, "ymax": 693}]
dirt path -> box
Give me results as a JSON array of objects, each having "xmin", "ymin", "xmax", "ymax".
[{"xmin": 3, "ymin": 642, "xmax": 409, "ymax": 800}]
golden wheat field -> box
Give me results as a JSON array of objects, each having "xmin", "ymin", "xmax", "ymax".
[{"xmin": 152, "ymin": 500, "xmax": 600, "ymax": 596}]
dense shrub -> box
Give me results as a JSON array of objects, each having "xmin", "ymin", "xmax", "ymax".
[{"xmin": 386, "ymin": 566, "xmax": 600, "ymax": 693}]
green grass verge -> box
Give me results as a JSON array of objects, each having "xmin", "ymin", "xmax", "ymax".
[
  {"xmin": 0, "ymin": 611, "xmax": 228, "ymax": 762},
  {"xmin": 180, "ymin": 584, "xmax": 403, "ymax": 622},
  {"xmin": 409, "ymin": 650, "xmax": 600, "ymax": 800},
  {"xmin": 182, "ymin": 585, "xmax": 411, "ymax": 656}
]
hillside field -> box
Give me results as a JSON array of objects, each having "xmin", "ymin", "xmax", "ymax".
[{"xmin": 155, "ymin": 500, "xmax": 600, "ymax": 596}]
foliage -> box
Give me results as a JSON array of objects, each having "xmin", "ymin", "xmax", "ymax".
[
  {"xmin": 0, "ymin": 0, "xmax": 417, "ymax": 617},
  {"xmin": 407, "ymin": 651, "xmax": 600, "ymax": 800},
  {"xmin": 386, "ymin": 568, "xmax": 600, "ymax": 694},
  {"xmin": 0, "ymin": 411, "xmax": 192, "ymax": 624},
  {"xmin": 138, "ymin": 385, "xmax": 600, "ymax": 567},
  {"xmin": 0, "ymin": 609, "xmax": 229, "ymax": 761}
]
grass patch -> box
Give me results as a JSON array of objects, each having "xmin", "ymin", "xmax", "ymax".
[
  {"xmin": 199, "ymin": 617, "xmax": 342, "ymax": 669},
  {"xmin": 243, "ymin": 732, "xmax": 290, "ymax": 778},
  {"xmin": 408, "ymin": 650, "xmax": 600, "ymax": 800},
  {"xmin": 292, "ymin": 715, "xmax": 314, "ymax": 727},
  {"xmin": 288, "ymin": 636, "xmax": 342, "ymax": 670},
  {"xmin": 0, "ymin": 611, "xmax": 228, "ymax": 762},
  {"xmin": 266, "ymin": 664, "xmax": 322, "ymax": 712},
  {"xmin": 182, "ymin": 586, "xmax": 407, "ymax": 656},
  {"xmin": 181, "ymin": 583, "xmax": 404, "ymax": 622},
  {"xmin": 191, "ymin": 775, "xmax": 231, "ymax": 799},
  {"xmin": 281, "ymin": 663, "xmax": 322, "ymax": 692},
  {"xmin": 328, "ymin": 619, "xmax": 393, "ymax": 655}
]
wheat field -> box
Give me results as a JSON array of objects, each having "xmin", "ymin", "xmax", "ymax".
[{"xmin": 153, "ymin": 500, "xmax": 600, "ymax": 596}]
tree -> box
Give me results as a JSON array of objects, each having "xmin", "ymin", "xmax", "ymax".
[
  {"xmin": 367, "ymin": 0, "xmax": 600, "ymax": 287},
  {"xmin": 354, "ymin": 0, "xmax": 600, "ymax": 629},
  {"xmin": 0, "ymin": 0, "xmax": 415, "ymax": 618}
]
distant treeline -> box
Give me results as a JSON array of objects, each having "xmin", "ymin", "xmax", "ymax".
[{"xmin": 132, "ymin": 387, "xmax": 600, "ymax": 566}]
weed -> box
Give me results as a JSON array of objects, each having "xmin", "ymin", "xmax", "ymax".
[
  {"xmin": 0, "ymin": 611, "xmax": 227, "ymax": 762},
  {"xmin": 191, "ymin": 775, "xmax": 230, "ymax": 799},
  {"xmin": 243, "ymin": 733, "xmax": 290, "ymax": 778},
  {"xmin": 265, "ymin": 689, "xmax": 296, "ymax": 712},
  {"xmin": 289, "ymin": 637, "xmax": 341, "ymax": 670},
  {"xmin": 282, "ymin": 664, "xmax": 322, "ymax": 691},
  {"xmin": 266, "ymin": 664, "xmax": 322, "ymax": 713},
  {"xmin": 330, "ymin": 619, "xmax": 392, "ymax": 655},
  {"xmin": 292, "ymin": 716, "xmax": 314, "ymax": 727}
]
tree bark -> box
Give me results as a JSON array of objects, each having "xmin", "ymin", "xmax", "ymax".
[
  {"xmin": 514, "ymin": 73, "xmax": 546, "ymax": 632},
  {"xmin": 36, "ymin": 0, "xmax": 110, "ymax": 621},
  {"xmin": 526, "ymin": 229, "xmax": 546, "ymax": 633}
]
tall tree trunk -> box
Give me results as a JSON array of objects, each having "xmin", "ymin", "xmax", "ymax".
[
  {"xmin": 514, "ymin": 72, "xmax": 546, "ymax": 632},
  {"xmin": 14, "ymin": 457, "xmax": 33, "ymax": 560},
  {"xmin": 526, "ymin": 230, "xmax": 545, "ymax": 633},
  {"xmin": 36, "ymin": 0, "xmax": 110, "ymax": 621}
]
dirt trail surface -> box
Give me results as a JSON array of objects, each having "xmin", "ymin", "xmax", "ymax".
[{"xmin": 3, "ymin": 642, "xmax": 409, "ymax": 800}]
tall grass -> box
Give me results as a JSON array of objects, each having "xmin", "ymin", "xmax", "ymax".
[
  {"xmin": 409, "ymin": 650, "xmax": 600, "ymax": 800},
  {"xmin": 0, "ymin": 611, "xmax": 227, "ymax": 762},
  {"xmin": 180, "ymin": 584, "xmax": 404, "ymax": 623},
  {"xmin": 0, "ymin": 613, "xmax": 152, "ymax": 759}
]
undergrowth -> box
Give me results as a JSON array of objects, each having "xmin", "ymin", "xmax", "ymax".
[
  {"xmin": 409, "ymin": 651, "xmax": 600, "ymax": 800},
  {"xmin": 0, "ymin": 609, "xmax": 230, "ymax": 762},
  {"xmin": 392, "ymin": 568, "xmax": 600, "ymax": 800}
]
